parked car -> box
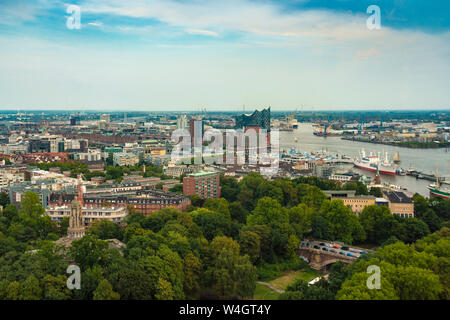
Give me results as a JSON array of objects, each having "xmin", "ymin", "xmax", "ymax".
[
  {"xmin": 341, "ymin": 246, "xmax": 349, "ymax": 251},
  {"xmin": 347, "ymin": 253, "xmax": 354, "ymax": 257},
  {"xmin": 332, "ymin": 245, "xmax": 340, "ymax": 249},
  {"xmin": 322, "ymin": 247, "xmax": 328, "ymax": 251},
  {"xmin": 360, "ymin": 251, "xmax": 367, "ymax": 254},
  {"xmin": 319, "ymin": 242, "xmax": 326, "ymax": 246},
  {"xmin": 339, "ymin": 251, "xmax": 345, "ymax": 255},
  {"xmin": 314, "ymin": 245, "xmax": 320, "ymax": 249},
  {"xmin": 330, "ymin": 249, "xmax": 336, "ymax": 253}
]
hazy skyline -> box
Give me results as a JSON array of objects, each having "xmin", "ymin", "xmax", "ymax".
[{"xmin": 0, "ymin": 0, "xmax": 449, "ymax": 111}]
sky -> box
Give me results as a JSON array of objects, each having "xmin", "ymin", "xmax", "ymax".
[{"xmin": 0, "ymin": 0, "xmax": 449, "ymax": 111}]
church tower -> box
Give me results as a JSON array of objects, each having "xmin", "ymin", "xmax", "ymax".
[{"xmin": 67, "ymin": 175, "xmax": 85, "ymax": 239}]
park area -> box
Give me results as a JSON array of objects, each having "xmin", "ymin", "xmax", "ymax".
[{"xmin": 253, "ymin": 269, "xmax": 319, "ymax": 300}]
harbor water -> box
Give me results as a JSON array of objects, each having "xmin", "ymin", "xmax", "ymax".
[{"xmin": 279, "ymin": 123, "xmax": 450, "ymax": 197}]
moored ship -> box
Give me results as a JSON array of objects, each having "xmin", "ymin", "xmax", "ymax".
[
  {"xmin": 428, "ymin": 183, "xmax": 450, "ymax": 199},
  {"xmin": 353, "ymin": 150, "xmax": 397, "ymax": 175},
  {"xmin": 428, "ymin": 172, "xmax": 450, "ymax": 199}
]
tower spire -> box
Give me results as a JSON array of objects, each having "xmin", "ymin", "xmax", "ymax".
[{"xmin": 67, "ymin": 175, "xmax": 85, "ymax": 239}]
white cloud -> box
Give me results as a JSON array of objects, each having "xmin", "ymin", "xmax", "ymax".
[
  {"xmin": 87, "ymin": 21, "xmax": 103, "ymax": 27},
  {"xmin": 0, "ymin": 0, "xmax": 449, "ymax": 110},
  {"xmin": 186, "ymin": 29, "xmax": 219, "ymax": 37},
  {"xmin": 79, "ymin": 0, "xmax": 383, "ymax": 41}
]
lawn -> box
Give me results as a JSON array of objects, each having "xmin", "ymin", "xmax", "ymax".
[
  {"xmin": 253, "ymin": 283, "xmax": 280, "ymax": 300},
  {"xmin": 269, "ymin": 270, "xmax": 318, "ymax": 290},
  {"xmin": 253, "ymin": 269, "xmax": 319, "ymax": 299}
]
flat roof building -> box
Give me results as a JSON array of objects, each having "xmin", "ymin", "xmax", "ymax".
[
  {"xmin": 323, "ymin": 190, "xmax": 375, "ymax": 215},
  {"xmin": 183, "ymin": 171, "xmax": 221, "ymax": 199},
  {"xmin": 383, "ymin": 191, "xmax": 414, "ymax": 218}
]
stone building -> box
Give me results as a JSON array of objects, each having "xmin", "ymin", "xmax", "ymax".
[{"xmin": 67, "ymin": 199, "xmax": 85, "ymax": 239}]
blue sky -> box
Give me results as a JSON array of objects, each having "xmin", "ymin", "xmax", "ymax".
[{"xmin": 0, "ymin": 0, "xmax": 449, "ymax": 110}]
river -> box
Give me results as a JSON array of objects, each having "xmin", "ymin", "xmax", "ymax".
[{"xmin": 279, "ymin": 123, "xmax": 450, "ymax": 197}]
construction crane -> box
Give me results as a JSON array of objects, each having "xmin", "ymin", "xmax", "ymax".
[
  {"xmin": 323, "ymin": 118, "xmax": 332, "ymax": 136},
  {"xmin": 358, "ymin": 119, "xmax": 365, "ymax": 135}
]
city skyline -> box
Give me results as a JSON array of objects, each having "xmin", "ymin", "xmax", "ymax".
[{"xmin": 0, "ymin": 0, "xmax": 449, "ymax": 110}]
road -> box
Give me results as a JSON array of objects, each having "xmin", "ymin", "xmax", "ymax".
[{"xmin": 299, "ymin": 239, "xmax": 369, "ymax": 259}]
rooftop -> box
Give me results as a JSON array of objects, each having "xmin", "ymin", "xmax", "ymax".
[
  {"xmin": 384, "ymin": 191, "xmax": 413, "ymax": 204},
  {"xmin": 188, "ymin": 170, "xmax": 218, "ymax": 177}
]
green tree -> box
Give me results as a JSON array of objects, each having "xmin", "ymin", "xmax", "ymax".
[
  {"xmin": 6, "ymin": 281, "xmax": 21, "ymax": 300},
  {"xmin": 237, "ymin": 172, "xmax": 265, "ymax": 211},
  {"xmin": 359, "ymin": 205, "xmax": 397, "ymax": 244},
  {"xmin": 336, "ymin": 271, "xmax": 398, "ymax": 300},
  {"xmin": 41, "ymin": 275, "xmax": 72, "ymax": 300},
  {"xmin": 19, "ymin": 191, "xmax": 45, "ymax": 219},
  {"xmin": 234, "ymin": 255, "xmax": 257, "ymax": 298},
  {"xmin": 69, "ymin": 235, "xmax": 109, "ymax": 270},
  {"xmin": 203, "ymin": 198, "xmax": 231, "ymax": 218},
  {"xmin": 155, "ymin": 278, "xmax": 175, "ymax": 300},
  {"xmin": 205, "ymin": 236, "xmax": 240, "ymax": 297},
  {"xmin": 238, "ymin": 230, "xmax": 261, "ymax": 263},
  {"xmin": 377, "ymin": 242, "xmax": 437, "ymax": 270},
  {"xmin": 412, "ymin": 194, "xmax": 429, "ymax": 218},
  {"xmin": 2, "ymin": 204, "xmax": 19, "ymax": 224},
  {"xmin": 169, "ymin": 184, "xmax": 183, "ymax": 194},
  {"xmin": 247, "ymin": 197, "xmax": 288, "ymax": 227},
  {"xmin": 310, "ymin": 212, "xmax": 331, "ymax": 240},
  {"xmin": 37, "ymin": 215, "xmax": 59, "ymax": 240},
  {"xmin": 244, "ymin": 224, "xmax": 273, "ymax": 262},
  {"xmin": 402, "ymin": 218, "xmax": 430, "ymax": 243},
  {"xmin": 0, "ymin": 192, "xmax": 9, "ymax": 207},
  {"xmin": 288, "ymin": 203, "xmax": 313, "ymax": 238},
  {"xmin": 280, "ymin": 279, "xmax": 334, "ymax": 300},
  {"xmin": 420, "ymin": 209, "xmax": 442, "ymax": 233},
  {"xmin": 369, "ymin": 187, "xmax": 383, "ymax": 197},
  {"xmin": 93, "ymin": 279, "xmax": 120, "ymax": 300},
  {"xmin": 88, "ymin": 219, "xmax": 123, "ymax": 240},
  {"xmin": 59, "ymin": 216, "xmax": 70, "ymax": 237},
  {"xmin": 220, "ymin": 176, "xmax": 239, "ymax": 202},
  {"xmin": 285, "ymin": 234, "xmax": 299, "ymax": 259},
  {"xmin": 390, "ymin": 265, "xmax": 443, "ymax": 300},
  {"xmin": 191, "ymin": 208, "xmax": 231, "ymax": 241},
  {"xmin": 299, "ymin": 185, "xmax": 327, "ymax": 210},
  {"xmin": 115, "ymin": 267, "xmax": 153, "ymax": 300},
  {"xmin": 321, "ymin": 200, "xmax": 365, "ymax": 244},
  {"xmin": 229, "ymin": 201, "xmax": 248, "ymax": 224},
  {"xmin": 344, "ymin": 181, "xmax": 369, "ymax": 196},
  {"xmin": 255, "ymin": 181, "xmax": 284, "ymax": 205},
  {"xmin": 183, "ymin": 253, "xmax": 201, "ymax": 297}
]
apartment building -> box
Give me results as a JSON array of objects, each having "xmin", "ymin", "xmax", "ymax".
[{"xmin": 183, "ymin": 171, "xmax": 221, "ymax": 199}]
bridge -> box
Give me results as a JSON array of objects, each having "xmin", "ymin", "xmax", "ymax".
[{"xmin": 297, "ymin": 240, "xmax": 364, "ymax": 270}]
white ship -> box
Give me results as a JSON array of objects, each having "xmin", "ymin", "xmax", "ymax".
[{"xmin": 353, "ymin": 150, "xmax": 397, "ymax": 175}]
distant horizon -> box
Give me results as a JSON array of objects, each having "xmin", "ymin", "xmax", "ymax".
[{"xmin": 0, "ymin": 107, "xmax": 449, "ymax": 113}]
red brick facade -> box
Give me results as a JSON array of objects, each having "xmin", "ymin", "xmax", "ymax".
[{"xmin": 183, "ymin": 171, "xmax": 221, "ymax": 199}]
